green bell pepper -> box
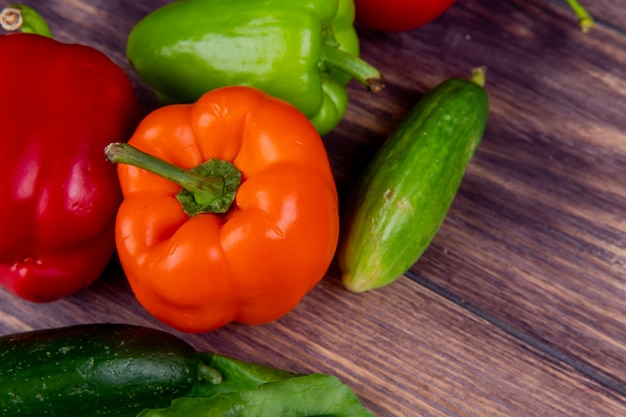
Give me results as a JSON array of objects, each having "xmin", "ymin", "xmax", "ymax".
[{"xmin": 126, "ymin": 0, "xmax": 383, "ymax": 136}]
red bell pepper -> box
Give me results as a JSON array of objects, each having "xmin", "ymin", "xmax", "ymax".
[
  {"xmin": 0, "ymin": 5, "xmax": 142, "ymax": 302},
  {"xmin": 353, "ymin": 0, "xmax": 457, "ymax": 32},
  {"xmin": 354, "ymin": 0, "xmax": 593, "ymax": 33}
]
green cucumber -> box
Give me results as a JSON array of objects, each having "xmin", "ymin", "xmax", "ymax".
[
  {"xmin": 0, "ymin": 323, "xmax": 220, "ymax": 417},
  {"xmin": 338, "ymin": 68, "xmax": 489, "ymax": 292}
]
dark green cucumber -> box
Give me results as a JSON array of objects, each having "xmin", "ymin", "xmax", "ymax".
[
  {"xmin": 0, "ymin": 323, "xmax": 220, "ymax": 417},
  {"xmin": 339, "ymin": 68, "xmax": 489, "ymax": 292}
]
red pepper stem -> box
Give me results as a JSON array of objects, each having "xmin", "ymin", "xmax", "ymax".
[
  {"xmin": 104, "ymin": 142, "xmax": 241, "ymax": 216},
  {"xmin": 565, "ymin": 0, "xmax": 593, "ymax": 33},
  {"xmin": 0, "ymin": 4, "xmax": 52, "ymax": 38},
  {"xmin": 322, "ymin": 44, "xmax": 385, "ymax": 93}
]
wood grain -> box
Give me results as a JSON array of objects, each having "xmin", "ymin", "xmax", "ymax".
[
  {"xmin": 1, "ymin": 1, "xmax": 625, "ymax": 416},
  {"xmin": 401, "ymin": 0, "xmax": 626, "ymax": 394}
]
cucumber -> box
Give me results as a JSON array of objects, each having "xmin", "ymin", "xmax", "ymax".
[
  {"xmin": 338, "ymin": 68, "xmax": 489, "ymax": 292},
  {"xmin": 0, "ymin": 323, "xmax": 219, "ymax": 417}
]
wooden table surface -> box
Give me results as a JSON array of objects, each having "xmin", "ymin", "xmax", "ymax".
[{"xmin": 2, "ymin": 1, "xmax": 625, "ymax": 416}]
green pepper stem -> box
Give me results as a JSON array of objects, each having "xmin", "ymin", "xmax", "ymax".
[
  {"xmin": 104, "ymin": 142, "xmax": 241, "ymax": 216},
  {"xmin": 565, "ymin": 0, "xmax": 594, "ymax": 33},
  {"xmin": 0, "ymin": 4, "xmax": 52, "ymax": 38},
  {"xmin": 322, "ymin": 44, "xmax": 385, "ymax": 93}
]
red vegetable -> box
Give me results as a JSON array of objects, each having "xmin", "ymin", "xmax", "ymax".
[
  {"xmin": 354, "ymin": 0, "xmax": 457, "ymax": 32},
  {"xmin": 0, "ymin": 6, "xmax": 142, "ymax": 302}
]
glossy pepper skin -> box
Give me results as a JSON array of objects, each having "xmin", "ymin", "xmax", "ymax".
[
  {"xmin": 0, "ymin": 6, "xmax": 142, "ymax": 302},
  {"xmin": 354, "ymin": 0, "xmax": 457, "ymax": 32},
  {"xmin": 126, "ymin": 0, "xmax": 383, "ymax": 136},
  {"xmin": 106, "ymin": 86, "xmax": 339, "ymax": 333}
]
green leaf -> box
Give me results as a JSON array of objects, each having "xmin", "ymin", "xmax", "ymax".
[{"xmin": 139, "ymin": 373, "xmax": 376, "ymax": 417}]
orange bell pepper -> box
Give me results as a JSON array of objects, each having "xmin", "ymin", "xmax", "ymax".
[{"xmin": 105, "ymin": 86, "xmax": 339, "ymax": 333}]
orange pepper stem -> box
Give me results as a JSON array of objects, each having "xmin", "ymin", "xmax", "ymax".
[{"xmin": 105, "ymin": 142, "xmax": 241, "ymax": 216}]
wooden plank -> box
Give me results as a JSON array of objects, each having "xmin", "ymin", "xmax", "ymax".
[
  {"xmin": 2, "ymin": 262, "xmax": 625, "ymax": 417},
  {"xmin": 331, "ymin": 0, "xmax": 626, "ymax": 396}
]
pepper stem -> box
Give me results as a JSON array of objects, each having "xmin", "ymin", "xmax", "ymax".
[
  {"xmin": 565, "ymin": 0, "xmax": 593, "ymax": 33},
  {"xmin": 104, "ymin": 142, "xmax": 241, "ymax": 217},
  {"xmin": 322, "ymin": 44, "xmax": 385, "ymax": 93},
  {"xmin": 0, "ymin": 4, "xmax": 52, "ymax": 38}
]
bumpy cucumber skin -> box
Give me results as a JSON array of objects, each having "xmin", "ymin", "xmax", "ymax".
[
  {"xmin": 0, "ymin": 324, "xmax": 201, "ymax": 417},
  {"xmin": 339, "ymin": 76, "xmax": 489, "ymax": 292}
]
